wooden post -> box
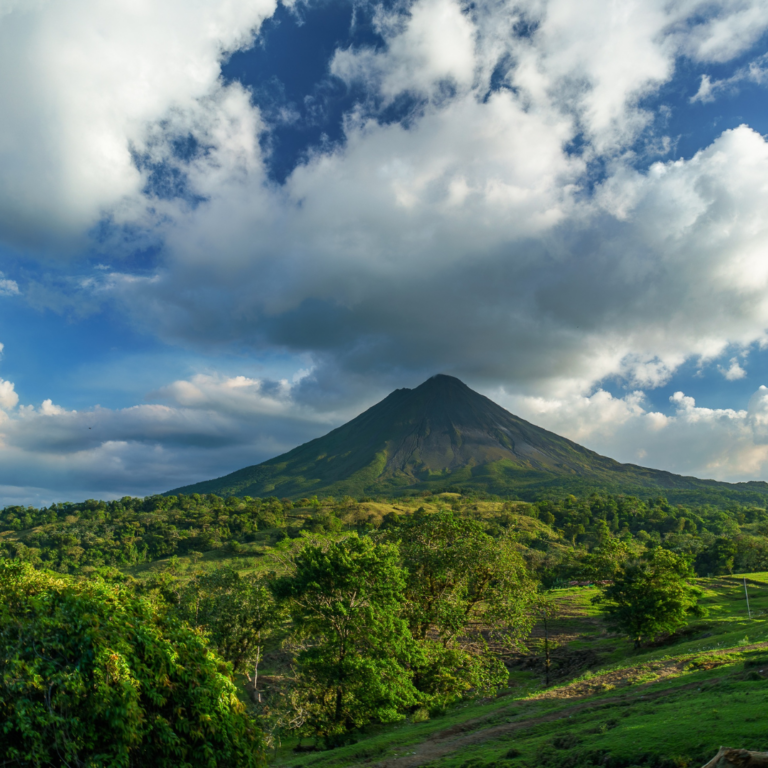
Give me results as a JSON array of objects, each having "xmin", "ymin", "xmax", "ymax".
[
  {"xmin": 543, "ymin": 611, "xmax": 551, "ymax": 687},
  {"xmin": 744, "ymin": 577, "xmax": 752, "ymax": 619}
]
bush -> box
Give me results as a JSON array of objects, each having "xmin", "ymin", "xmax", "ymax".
[
  {"xmin": 0, "ymin": 561, "xmax": 264, "ymax": 767},
  {"xmin": 552, "ymin": 733, "xmax": 582, "ymax": 750}
]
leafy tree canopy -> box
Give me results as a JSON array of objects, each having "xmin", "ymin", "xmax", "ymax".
[
  {"xmin": 178, "ymin": 567, "xmax": 284, "ymax": 703},
  {"xmin": 593, "ymin": 547, "xmax": 707, "ymax": 648},
  {"xmin": 383, "ymin": 508, "xmax": 537, "ymax": 701},
  {"xmin": 272, "ymin": 535, "xmax": 419, "ymax": 745},
  {"xmin": 0, "ymin": 561, "xmax": 264, "ymax": 768}
]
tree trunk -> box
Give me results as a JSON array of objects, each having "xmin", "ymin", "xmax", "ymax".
[
  {"xmin": 252, "ymin": 644, "xmax": 261, "ymax": 704},
  {"xmin": 334, "ymin": 686, "xmax": 343, "ymax": 724},
  {"xmin": 701, "ymin": 748, "xmax": 768, "ymax": 768}
]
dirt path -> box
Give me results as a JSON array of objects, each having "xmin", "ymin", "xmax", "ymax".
[
  {"xmin": 529, "ymin": 640, "xmax": 768, "ymax": 701},
  {"xmin": 367, "ymin": 643, "xmax": 768, "ymax": 768},
  {"xmin": 367, "ymin": 685, "xmax": 696, "ymax": 768}
]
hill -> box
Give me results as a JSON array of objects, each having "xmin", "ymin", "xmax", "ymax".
[
  {"xmin": 168, "ymin": 374, "xmax": 768, "ymax": 501},
  {"xmin": 273, "ymin": 574, "xmax": 768, "ymax": 768}
]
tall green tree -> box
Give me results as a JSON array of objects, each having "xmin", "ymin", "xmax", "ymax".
[
  {"xmin": 580, "ymin": 537, "xmax": 636, "ymax": 581},
  {"xmin": 384, "ymin": 509, "xmax": 537, "ymax": 702},
  {"xmin": 179, "ymin": 567, "xmax": 283, "ymax": 703},
  {"xmin": 0, "ymin": 561, "xmax": 264, "ymax": 767},
  {"xmin": 695, "ymin": 536, "xmax": 738, "ymax": 576},
  {"xmin": 273, "ymin": 535, "xmax": 419, "ymax": 745},
  {"xmin": 594, "ymin": 547, "xmax": 706, "ymax": 648}
]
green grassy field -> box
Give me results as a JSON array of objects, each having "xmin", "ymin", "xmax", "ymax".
[{"xmin": 269, "ymin": 576, "xmax": 768, "ymax": 768}]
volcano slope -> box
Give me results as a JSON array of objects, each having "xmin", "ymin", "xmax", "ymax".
[{"xmin": 169, "ymin": 374, "xmax": 768, "ymax": 501}]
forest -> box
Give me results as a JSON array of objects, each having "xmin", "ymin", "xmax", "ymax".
[
  {"xmin": 0, "ymin": 489, "xmax": 764, "ymax": 766},
  {"xmin": 0, "ymin": 489, "xmax": 763, "ymax": 577}
]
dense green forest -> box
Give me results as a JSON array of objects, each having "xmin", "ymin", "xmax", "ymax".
[
  {"xmin": 0, "ymin": 488, "xmax": 765, "ymax": 765},
  {"xmin": 1, "ymin": 489, "xmax": 765, "ymax": 577}
]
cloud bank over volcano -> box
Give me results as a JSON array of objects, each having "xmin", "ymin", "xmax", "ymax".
[{"xmin": 2, "ymin": 0, "xmax": 768, "ymax": 499}]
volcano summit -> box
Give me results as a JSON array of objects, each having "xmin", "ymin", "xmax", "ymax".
[{"xmin": 170, "ymin": 375, "xmax": 768, "ymax": 500}]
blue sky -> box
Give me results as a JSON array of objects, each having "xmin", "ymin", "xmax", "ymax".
[{"xmin": 2, "ymin": 0, "xmax": 768, "ymax": 503}]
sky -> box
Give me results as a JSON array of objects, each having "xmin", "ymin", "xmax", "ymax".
[{"xmin": 2, "ymin": 0, "xmax": 768, "ymax": 504}]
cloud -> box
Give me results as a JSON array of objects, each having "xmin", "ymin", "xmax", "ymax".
[
  {"xmin": 0, "ymin": 0, "xmax": 276, "ymax": 249},
  {"xmin": 150, "ymin": 371, "xmax": 331, "ymax": 422},
  {"xmin": 87, "ymin": 0, "xmax": 768, "ymax": 404},
  {"xmin": 4, "ymin": 0, "xmax": 768, "ymax": 498},
  {"xmin": 0, "ymin": 273, "xmax": 19, "ymax": 296},
  {"xmin": 331, "ymin": 0, "xmax": 476, "ymax": 100},
  {"xmin": 496, "ymin": 385, "xmax": 768, "ymax": 483},
  {"xmin": 5, "ymin": 0, "xmax": 768, "ymax": 399},
  {"xmin": 719, "ymin": 357, "xmax": 747, "ymax": 381},
  {"xmin": 102, "ymin": 119, "xmax": 768, "ymax": 405},
  {"xmin": 0, "ymin": 378, "xmax": 18, "ymax": 411},
  {"xmin": 0, "ymin": 371, "xmax": 339, "ymax": 499},
  {"xmin": 691, "ymin": 53, "xmax": 768, "ymax": 103}
]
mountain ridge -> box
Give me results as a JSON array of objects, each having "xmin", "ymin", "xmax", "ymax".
[{"xmin": 168, "ymin": 374, "xmax": 768, "ymax": 501}]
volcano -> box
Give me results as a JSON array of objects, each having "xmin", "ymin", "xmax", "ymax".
[{"xmin": 169, "ymin": 374, "xmax": 768, "ymax": 500}]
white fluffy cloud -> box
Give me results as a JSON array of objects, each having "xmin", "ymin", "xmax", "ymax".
[
  {"xmin": 0, "ymin": 0, "xmax": 276, "ymax": 248},
  {"xmin": 720, "ymin": 357, "xmax": 747, "ymax": 381},
  {"xmin": 496, "ymin": 385, "xmax": 768, "ymax": 483},
  {"xmin": 6, "ymin": 0, "xmax": 768, "ymax": 395},
  {"xmin": 331, "ymin": 0, "xmax": 476, "ymax": 99},
  {"xmin": 109, "ymin": 121, "xmax": 768, "ymax": 401},
  {"xmin": 0, "ymin": 370, "xmax": 341, "ymax": 499},
  {"xmin": 691, "ymin": 52, "xmax": 768, "ymax": 103},
  {"xmin": 0, "ymin": 378, "xmax": 18, "ymax": 411}
]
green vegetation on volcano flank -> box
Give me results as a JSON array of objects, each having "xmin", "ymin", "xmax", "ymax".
[{"xmin": 167, "ymin": 375, "xmax": 768, "ymax": 504}]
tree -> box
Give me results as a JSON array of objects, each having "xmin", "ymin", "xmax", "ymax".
[
  {"xmin": 272, "ymin": 535, "xmax": 419, "ymax": 745},
  {"xmin": 0, "ymin": 561, "xmax": 264, "ymax": 767},
  {"xmin": 534, "ymin": 592, "xmax": 560, "ymax": 687},
  {"xmin": 695, "ymin": 536, "xmax": 738, "ymax": 576},
  {"xmin": 580, "ymin": 537, "xmax": 635, "ymax": 581},
  {"xmin": 179, "ymin": 567, "xmax": 283, "ymax": 703},
  {"xmin": 593, "ymin": 547, "xmax": 706, "ymax": 648},
  {"xmin": 383, "ymin": 509, "xmax": 537, "ymax": 703}
]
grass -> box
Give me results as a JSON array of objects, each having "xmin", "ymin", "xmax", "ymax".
[{"xmin": 270, "ymin": 574, "xmax": 768, "ymax": 768}]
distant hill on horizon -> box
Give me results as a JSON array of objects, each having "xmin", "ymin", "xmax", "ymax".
[{"xmin": 168, "ymin": 374, "xmax": 768, "ymax": 502}]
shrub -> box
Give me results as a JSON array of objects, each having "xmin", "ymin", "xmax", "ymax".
[{"xmin": 0, "ymin": 561, "xmax": 264, "ymax": 767}]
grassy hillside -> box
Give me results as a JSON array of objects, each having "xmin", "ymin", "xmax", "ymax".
[
  {"xmin": 167, "ymin": 376, "xmax": 768, "ymax": 503},
  {"xmin": 272, "ymin": 576, "xmax": 768, "ymax": 768}
]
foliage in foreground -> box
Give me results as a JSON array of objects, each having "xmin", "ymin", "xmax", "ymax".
[
  {"xmin": 273, "ymin": 535, "xmax": 420, "ymax": 745},
  {"xmin": 0, "ymin": 561, "xmax": 264, "ymax": 768},
  {"xmin": 384, "ymin": 509, "xmax": 537, "ymax": 700},
  {"xmin": 0, "ymin": 488, "xmax": 746, "ymax": 754},
  {"xmin": 177, "ymin": 567, "xmax": 284, "ymax": 703}
]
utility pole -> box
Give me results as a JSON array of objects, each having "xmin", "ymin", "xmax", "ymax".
[
  {"xmin": 543, "ymin": 610, "xmax": 551, "ymax": 687},
  {"xmin": 744, "ymin": 577, "xmax": 752, "ymax": 619}
]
